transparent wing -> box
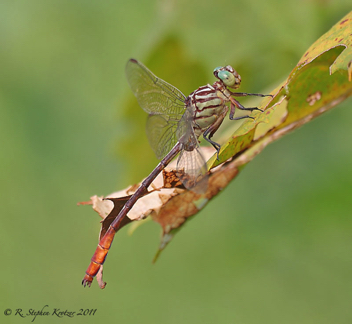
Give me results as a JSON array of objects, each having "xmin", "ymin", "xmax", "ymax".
[
  {"xmin": 176, "ymin": 146, "xmax": 208, "ymax": 194},
  {"xmin": 175, "ymin": 104, "xmax": 207, "ymax": 192},
  {"xmin": 176, "ymin": 105, "xmax": 195, "ymax": 148},
  {"xmin": 146, "ymin": 114, "xmax": 179, "ymax": 160},
  {"xmin": 125, "ymin": 59, "xmax": 186, "ymax": 116}
]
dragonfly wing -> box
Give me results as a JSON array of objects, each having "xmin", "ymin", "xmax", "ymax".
[
  {"xmin": 176, "ymin": 145, "xmax": 208, "ymax": 194},
  {"xmin": 125, "ymin": 59, "xmax": 186, "ymax": 116},
  {"xmin": 176, "ymin": 105, "xmax": 194, "ymax": 147},
  {"xmin": 176, "ymin": 105, "xmax": 207, "ymax": 192},
  {"xmin": 146, "ymin": 114, "xmax": 179, "ymax": 160}
]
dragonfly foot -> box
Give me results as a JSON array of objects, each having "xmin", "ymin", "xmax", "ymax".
[
  {"xmin": 215, "ymin": 147, "xmax": 221, "ymax": 160},
  {"xmin": 82, "ymin": 274, "xmax": 94, "ymax": 288}
]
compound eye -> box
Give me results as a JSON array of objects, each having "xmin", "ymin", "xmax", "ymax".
[
  {"xmin": 217, "ymin": 70, "xmax": 235, "ymax": 87},
  {"xmin": 213, "ymin": 66, "xmax": 222, "ymax": 78}
]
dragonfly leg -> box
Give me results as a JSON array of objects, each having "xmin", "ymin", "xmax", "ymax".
[
  {"xmin": 230, "ymin": 115, "xmax": 254, "ymax": 120},
  {"xmin": 238, "ymin": 106, "xmax": 264, "ymax": 112},
  {"xmin": 229, "ymin": 99, "xmax": 263, "ymax": 122},
  {"xmin": 229, "ymin": 91, "xmax": 273, "ymax": 98},
  {"xmin": 202, "ymin": 110, "xmax": 228, "ymax": 160},
  {"xmin": 203, "ymin": 132, "xmax": 221, "ymax": 159},
  {"xmin": 230, "ymin": 97, "xmax": 263, "ymax": 114}
]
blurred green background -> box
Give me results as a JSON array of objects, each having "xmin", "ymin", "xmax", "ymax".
[{"xmin": 1, "ymin": 1, "xmax": 351, "ymax": 323}]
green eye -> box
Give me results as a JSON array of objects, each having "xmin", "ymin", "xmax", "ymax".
[
  {"xmin": 213, "ymin": 66, "xmax": 222, "ymax": 73},
  {"xmin": 218, "ymin": 70, "xmax": 235, "ymax": 87}
]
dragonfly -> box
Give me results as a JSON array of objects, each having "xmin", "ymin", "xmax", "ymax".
[{"xmin": 82, "ymin": 58, "xmax": 272, "ymax": 287}]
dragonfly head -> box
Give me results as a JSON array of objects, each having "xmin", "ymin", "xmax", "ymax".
[{"xmin": 213, "ymin": 65, "xmax": 241, "ymax": 89}]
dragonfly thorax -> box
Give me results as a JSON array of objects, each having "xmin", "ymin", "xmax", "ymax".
[{"xmin": 186, "ymin": 82, "xmax": 231, "ymax": 137}]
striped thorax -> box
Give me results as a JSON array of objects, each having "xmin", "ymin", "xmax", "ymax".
[{"xmin": 186, "ymin": 85, "xmax": 225, "ymax": 135}]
